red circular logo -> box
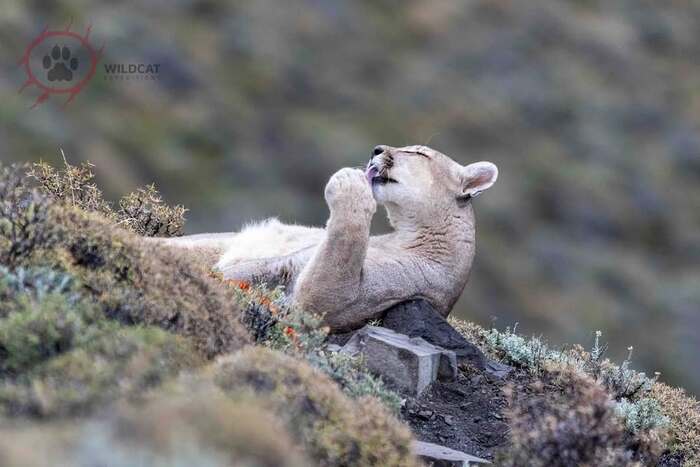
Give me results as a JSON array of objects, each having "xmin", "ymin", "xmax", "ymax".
[{"xmin": 18, "ymin": 23, "xmax": 103, "ymax": 108}]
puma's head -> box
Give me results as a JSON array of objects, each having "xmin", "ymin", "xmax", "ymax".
[{"xmin": 366, "ymin": 144, "xmax": 498, "ymax": 228}]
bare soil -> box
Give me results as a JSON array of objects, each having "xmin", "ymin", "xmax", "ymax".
[
  {"xmin": 401, "ymin": 362, "xmax": 682, "ymax": 466},
  {"xmin": 401, "ymin": 361, "xmax": 533, "ymax": 461}
]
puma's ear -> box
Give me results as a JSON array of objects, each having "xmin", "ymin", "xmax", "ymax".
[{"xmin": 459, "ymin": 161, "xmax": 498, "ymax": 198}]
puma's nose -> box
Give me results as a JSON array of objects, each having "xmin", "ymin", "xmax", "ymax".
[{"xmin": 372, "ymin": 146, "xmax": 386, "ymax": 158}]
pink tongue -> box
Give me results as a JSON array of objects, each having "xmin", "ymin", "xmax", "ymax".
[{"xmin": 366, "ymin": 165, "xmax": 378, "ymax": 183}]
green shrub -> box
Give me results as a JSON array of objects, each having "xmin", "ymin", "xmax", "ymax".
[
  {"xmin": 0, "ymin": 293, "xmax": 97, "ymax": 374},
  {"xmin": 62, "ymin": 208, "xmax": 250, "ymax": 357},
  {"xmin": 212, "ymin": 347, "xmax": 418, "ymax": 467},
  {"xmin": 0, "ymin": 200, "xmax": 251, "ymax": 358},
  {"xmin": 0, "ymin": 326, "xmax": 200, "ymax": 417},
  {"xmin": 650, "ymin": 383, "xmax": 700, "ymax": 465},
  {"xmin": 0, "ymin": 266, "xmax": 80, "ymax": 319},
  {"xmin": 306, "ymin": 350, "xmax": 402, "ymax": 413},
  {"xmin": 456, "ymin": 319, "xmax": 673, "ymax": 464},
  {"xmin": 229, "ymin": 281, "xmax": 402, "ymax": 411},
  {"xmin": 0, "ymin": 165, "xmax": 58, "ymax": 267},
  {"xmin": 484, "ymin": 325, "xmax": 550, "ymax": 372},
  {"xmin": 498, "ymin": 369, "xmax": 655, "ymax": 467},
  {"xmin": 615, "ymin": 397, "xmax": 669, "ymax": 433},
  {"xmin": 0, "ymin": 162, "xmax": 239, "ymax": 417},
  {"xmin": 0, "ymin": 387, "xmax": 307, "ymax": 467}
]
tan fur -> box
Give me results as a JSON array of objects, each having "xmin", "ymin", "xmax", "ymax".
[{"xmin": 159, "ymin": 145, "xmax": 498, "ymax": 332}]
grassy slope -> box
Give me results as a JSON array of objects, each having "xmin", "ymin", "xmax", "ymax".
[
  {"xmin": 0, "ymin": 161, "xmax": 697, "ymax": 465},
  {"xmin": 0, "ymin": 162, "xmax": 417, "ymax": 466}
]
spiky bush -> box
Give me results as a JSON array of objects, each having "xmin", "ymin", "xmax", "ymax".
[
  {"xmin": 28, "ymin": 158, "xmax": 186, "ymax": 237},
  {"xmin": 27, "ymin": 159, "xmax": 113, "ymax": 220},
  {"xmin": 118, "ymin": 184, "xmax": 187, "ymax": 237},
  {"xmin": 0, "ymin": 165, "xmax": 58, "ymax": 267}
]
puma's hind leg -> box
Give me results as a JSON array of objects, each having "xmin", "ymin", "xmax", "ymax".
[{"xmin": 144, "ymin": 232, "xmax": 238, "ymax": 270}]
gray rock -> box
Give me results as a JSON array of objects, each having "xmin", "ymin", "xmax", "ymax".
[
  {"xmin": 382, "ymin": 299, "xmax": 512, "ymax": 378},
  {"xmin": 341, "ymin": 326, "xmax": 457, "ymax": 396},
  {"xmin": 412, "ymin": 440, "xmax": 489, "ymax": 466},
  {"xmin": 324, "ymin": 343, "xmax": 342, "ymax": 353}
]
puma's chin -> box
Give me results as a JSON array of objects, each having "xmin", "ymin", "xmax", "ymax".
[{"xmin": 370, "ymin": 181, "xmax": 390, "ymax": 204}]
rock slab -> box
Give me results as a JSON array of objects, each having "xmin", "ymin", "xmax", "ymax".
[
  {"xmin": 412, "ymin": 440, "xmax": 489, "ymax": 467},
  {"xmin": 383, "ymin": 299, "xmax": 511, "ymax": 378},
  {"xmin": 341, "ymin": 326, "xmax": 457, "ymax": 396}
]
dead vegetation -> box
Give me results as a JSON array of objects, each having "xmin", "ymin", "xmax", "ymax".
[{"xmin": 27, "ymin": 155, "xmax": 186, "ymax": 237}]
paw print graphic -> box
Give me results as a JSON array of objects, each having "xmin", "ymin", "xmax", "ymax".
[{"xmin": 42, "ymin": 45, "xmax": 79, "ymax": 82}]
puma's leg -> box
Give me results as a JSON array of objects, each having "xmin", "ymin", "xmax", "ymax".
[
  {"xmin": 293, "ymin": 168, "xmax": 376, "ymax": 318},
  {"xmin": 217, "ymin": 248, "xmax": 315, "ymax": 289}
]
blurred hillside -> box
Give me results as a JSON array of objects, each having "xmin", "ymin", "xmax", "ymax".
[{"xmin": 1, "ymin": 0, "xmax": 699, "ymax": 394}]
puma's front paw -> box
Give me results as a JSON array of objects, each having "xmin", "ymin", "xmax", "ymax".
[{"xmin": 324, "ymin": 168, "xmax": 376, "ymax": 219}]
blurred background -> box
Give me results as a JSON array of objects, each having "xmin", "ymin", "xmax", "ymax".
[{"xmin": 1, "ymin": 0, "xmax": 699, "ymax": 395}]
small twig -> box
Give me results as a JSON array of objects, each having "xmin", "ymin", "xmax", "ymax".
[{"xmin": 59, "ymin": 148, "xmax": 75, "ymax": 207}]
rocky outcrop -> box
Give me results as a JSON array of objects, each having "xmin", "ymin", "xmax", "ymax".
[
  {"xmin": 341, "ymin": 326, "xmax": 458, "ymax": 396},
  {"xmin": 383, "ymin": 300, "xmax": 510, "ymax": 378},
  {"xmin": 412, "ymin": 440, "xmax": 489, "ymax": 467}
]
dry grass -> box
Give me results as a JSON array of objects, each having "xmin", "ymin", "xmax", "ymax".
[{"xmin": 651, "ymin": 382, "xmax": 700, "ymax": 465}]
